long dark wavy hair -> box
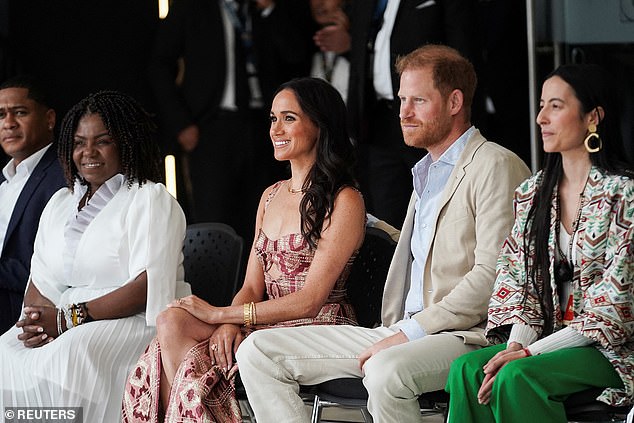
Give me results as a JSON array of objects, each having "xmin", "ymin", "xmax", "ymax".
[
  {"xmin": 58, "ymin": 90, "xmax": 163, "ymax": 190},
  {"xmin": 524, "ymin": 64, "xmax": 634, "ymax": 335},
  {"xmin": 273, "ymin": 77, "xmax": 357, "ymax": 248}
]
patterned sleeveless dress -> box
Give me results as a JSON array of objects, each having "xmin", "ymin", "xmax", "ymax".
[
  {"xmin": 255, "ymin": 181, "xmax": 357, "ymax": 328},
  {"xmin": 122, "ymin": 180, "xmax": 358, "ymax": 423}
]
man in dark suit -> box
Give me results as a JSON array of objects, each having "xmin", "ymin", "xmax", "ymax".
[
  {"xmin": 149, "ymin": 0, "xmax": 312, "ymax": 246},
  {"xmin": 316, "ymin": 0, "xmax": 478, "ymax": 228},
  {"xmin": 0, "ymin": 76, "xmax": 65, "ymax": 333}
]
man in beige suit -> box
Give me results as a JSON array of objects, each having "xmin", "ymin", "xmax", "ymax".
[{"xmin": 236, "ymin": 45, "xmax": 530, "ymax": 423}]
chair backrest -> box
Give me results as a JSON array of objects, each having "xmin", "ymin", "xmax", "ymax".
[
  {"xmin": 346, "ymin": 226, "xmax": 397, "ymax": 328},
  {"xmin": 183, "ymin": 222, "xmax": 244, "ymax": 307}
]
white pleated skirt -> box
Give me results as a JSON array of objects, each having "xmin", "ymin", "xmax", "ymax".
[{"xmin": 0, "ymin": 314, "xmax": 154, "ymax": 423}]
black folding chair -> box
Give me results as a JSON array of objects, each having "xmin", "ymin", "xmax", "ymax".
[
  {"xmin": 183, "ymin": 222, "xmax": 244, "ymax": 306},
  {"xmin": 309, "ymin": 226, "xmax": 399, "ymax": 423}
]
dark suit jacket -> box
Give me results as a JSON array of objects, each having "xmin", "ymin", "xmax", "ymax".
[
  {"xmin": 148, "ymin": 0, "xmax": 313, "ymax": 140},
  {"xmin": 0, "ymin": 145, "xmax": 66, "ymax": 331},
  {"xmin": 148, "ymin": 0, "xmax": 228, "ymax": 140},
  {"xmin": 251, "ymin": 0, "xmax": 314, "ymax": 106},
  {"xmin": 346, "ymin": 0, "xmax": 477, "ymax": 143}
]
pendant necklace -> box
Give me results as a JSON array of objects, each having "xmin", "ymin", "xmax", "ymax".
[{"xmin": 554, "ymin": 188, "xmax": 585, "ymax": 283}]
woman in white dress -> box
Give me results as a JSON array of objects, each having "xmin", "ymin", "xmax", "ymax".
[{"xmin": 0, "ymin": 91, "xmax": 190, "ymax": 422}]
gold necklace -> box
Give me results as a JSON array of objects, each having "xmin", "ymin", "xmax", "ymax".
[{"xmin": 287, "ymin": 180, "xmax": 305, "ymax": 194}]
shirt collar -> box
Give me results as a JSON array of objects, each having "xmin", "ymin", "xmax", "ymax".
[
  {"xmin": 72, "ymin": 173, "xmax": 126, "ymax": 203},
  {"xmin": 411, "ymin": 126, "xmax": 475, "ymax": 179},
  {"xmin": 2, "ymin": 143, "xmax": 52, "ymax": 181}
]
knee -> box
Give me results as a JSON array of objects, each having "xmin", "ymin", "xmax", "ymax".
[
  {"xmin": 446, "ymin": 349, "xmax": 488, "ymax": 395},
  {"xmin": 236, "ymin": 330, "xmax": 272, "ymax": 367},
  {"xmin": 155, "ymin": 307, "xmax": 189, "ymax": 341},
  {"xmin": 492, "ymin": 358, "xmax": 535, "ymax": 396},
  {"xmin": 363, "ymin": 352, "xmax": 407, "ymax": 396},
  {"xmin": 450, "ymin": 350, "xmax": 480, "ymax": 378}
]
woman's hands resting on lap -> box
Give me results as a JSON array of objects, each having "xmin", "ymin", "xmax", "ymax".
[
  {"xmin": 168, "ymin": 296, "xmax": 245, "ymax": 371},
  {"xmin": 208, "ymin": 324, "xmax": 244, "ymax": 371},
  {"xmin": 15, "ymin": 305, "xmax": 57, "ymax": 348},
  {"xmin": 477, "ymin": 342, "xmax": 529, "ymax": 404},
  {"xmin": 16, "ymin": 282, "xmax": 57, "ymax": 348},
  {"xmin": 167, "ymin": 295, "xmax": 220, "ymax": 324}
]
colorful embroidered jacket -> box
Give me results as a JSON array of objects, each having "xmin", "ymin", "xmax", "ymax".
[{"xmin": 487, "ymin": 166, "xmax": 634, "ymax": 407}]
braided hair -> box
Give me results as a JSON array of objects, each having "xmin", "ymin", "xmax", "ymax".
[
  {"xmin": 273, "ymin": 78, "xmax": 357, "ymax": 248},
  {"xmin": 58, "ymin": 90, "xmax": 163, "ymax": 190}
]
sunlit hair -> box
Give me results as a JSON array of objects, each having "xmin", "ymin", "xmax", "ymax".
[
  {"xmin": 395, "ymin": 44, "xmax": 476, "ymax": 121},
  {"xmin": 273, "ymin": 77, "xmax": 358, "ymax": 248},
  {"xmin": 523, "ymin": 64, "xmax": 633, "ymax": 335},
  {"xmin": 58, "ymin": 90, "xmax": 163, "ymax": 190}
]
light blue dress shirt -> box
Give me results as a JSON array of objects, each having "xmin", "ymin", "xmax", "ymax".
[{"xmin": 393, "ymin": 126, "xmax": 474, "ymax": 340}]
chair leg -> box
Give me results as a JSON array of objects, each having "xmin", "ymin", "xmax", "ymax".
[
  {"xmin": 359, "ymin": 407, "xmax": 374, "ymax": 423},
  {"xmin": 240, "ymin": 398, "xmax": 257, "ymax": 422},
  {"xmin": 311, "ymin": 394, "xmax": 323, "ymax": 423}
]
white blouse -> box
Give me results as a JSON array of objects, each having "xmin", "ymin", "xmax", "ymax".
[
  {"xmin": 0, "ymin": 178, "xmax": 190, "ymax": 422},
  {"xmin": 31, "ymin": 177, "xmax": 189, "ymax": 325}
]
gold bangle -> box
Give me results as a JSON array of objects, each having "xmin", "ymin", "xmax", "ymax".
[
  {"xmin": 243, "ymin": 303, "xmax": 251, "ymax": 327},
  {"xmin": 71, "ymin": 306, "xmax": 78, "ymax": 327},
  {"xmin": 250, "ymin": 302, "xmax": 257, "ymax": 326}
]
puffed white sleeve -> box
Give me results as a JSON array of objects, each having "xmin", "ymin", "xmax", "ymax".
[
  {"xmin": 126, "ymin": 183, "xmax": 187, "ymax": 326},
  {"xmin": 30, "ymin": 188, "xmax": 73, "ymax": 305}
]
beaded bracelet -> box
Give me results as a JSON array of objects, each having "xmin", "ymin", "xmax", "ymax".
[
  {"xmin": 79, "ymin": 302, "xmax": 94, "ymax": 323},
  {"xmin": 56, "ymin": 308, "xmax": 64, "ymax": 336},
  {"xmin": 63, "ymin": 305, "xmax": 74, "ymax": 330}
]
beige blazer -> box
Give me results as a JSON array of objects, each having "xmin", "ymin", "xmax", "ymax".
[{"xmin": 380, "ymin": 129, "xmax": 530, "ymax": 345}]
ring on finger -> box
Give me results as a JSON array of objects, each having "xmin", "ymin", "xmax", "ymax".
[{"xmin": 210, "ymin": 343, "xmax": 218, "ymax": 352}]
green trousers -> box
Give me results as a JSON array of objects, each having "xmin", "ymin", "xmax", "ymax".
[{"xmin": 445, "ymin": 343, "xmax": 623, "ymax": 423}]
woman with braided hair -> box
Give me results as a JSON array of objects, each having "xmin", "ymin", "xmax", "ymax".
[{"xmin": 0, "ymin": 90, "xmax": 190, "ymax": 422}]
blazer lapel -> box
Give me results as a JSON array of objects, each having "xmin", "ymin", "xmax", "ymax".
[
  {"xmin": 3, "ymin": 148, "xmax": 56, "ymax": 247},
  {"xmin": 427, "ymin": 130, "xmax": 486, "ymax": 242}
]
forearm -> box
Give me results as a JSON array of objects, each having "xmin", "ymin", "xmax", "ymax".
[
  {"xmin": 23, "ymin": 282, "xmax": 55, "ymax": 308},
  {"xmin": 83, "ymin": 272, "xmax": 147, "ymax": 320},
  {"xmin": 219, "ymin": 289, "xmax": 323, "ymax": 326},
  {"xmin": 527, "ymin": 327, "xmax": 593, "ymax": 355},
  {"xmin": 507, "ymin": 323, "xmax": 539, "ymax": 347}
]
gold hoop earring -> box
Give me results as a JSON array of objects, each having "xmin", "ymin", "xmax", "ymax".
[{"xmin": 584, "ymin": 124, "xmax": 602, "ymax": 153}]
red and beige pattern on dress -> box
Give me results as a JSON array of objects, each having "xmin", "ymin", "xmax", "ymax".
[{"xmin": 122, "ymin": 180, "xmax": 358, "ymax": 422}]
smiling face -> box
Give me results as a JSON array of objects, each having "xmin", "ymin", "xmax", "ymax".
[
  {"xmin": 0, "ymin": 87, "xmax": 55, "ymax": 165},
  {"xmin": 72, "ymin": 113, "xmax": 121, "ymax": 192},
  {"xmin": 537, "ymin": 76, "xmax": 591, "ymax": 156},
  {"xmin": 398, "ymin": 67, "xmax": 454, "ymax": 156},
  {"xmin": 269, "ymin": 89, "xmax": 320, "ymax": 165}
]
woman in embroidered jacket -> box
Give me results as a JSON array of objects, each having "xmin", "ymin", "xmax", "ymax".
[
  {"xmin": 0, "ymin": 91, "xmax": 190, "ymax": 422},
  {"xmin": 446, "ymin": 64, "xmax": 634, "ymax": 422}
]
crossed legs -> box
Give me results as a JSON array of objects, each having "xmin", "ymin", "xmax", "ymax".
[{"xmin": 155, "ymin": 307, "xmax": 217, "ymax": 410}]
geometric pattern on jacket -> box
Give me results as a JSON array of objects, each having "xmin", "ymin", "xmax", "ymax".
[{"xmin": 487, "ymin": 166, "xmax": 634, "ymax": 407}]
